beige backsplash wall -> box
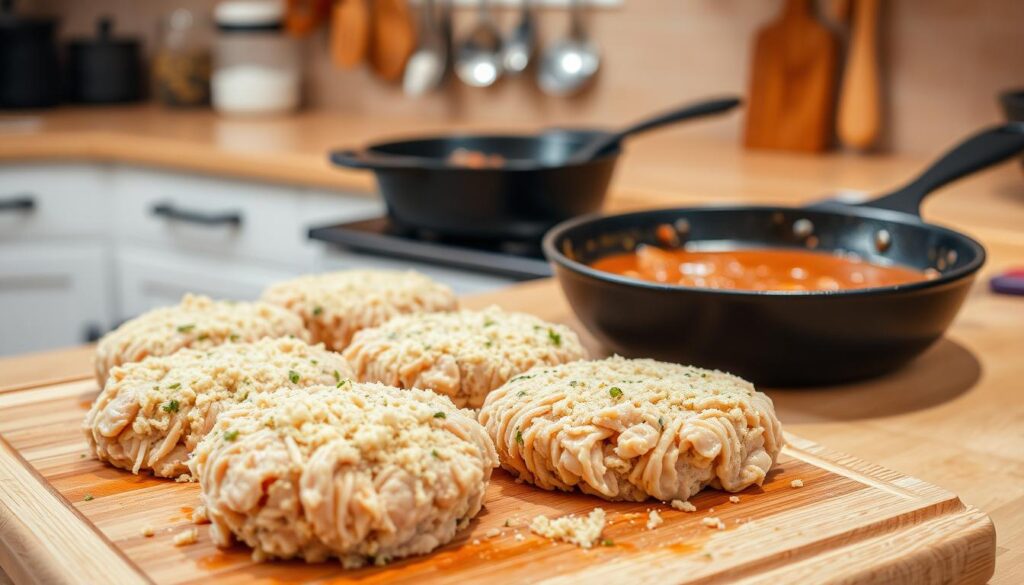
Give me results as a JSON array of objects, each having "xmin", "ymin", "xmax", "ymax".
[{"xmin": 29, "ymin": 0, "xmax": 1024, "ymax": 155}]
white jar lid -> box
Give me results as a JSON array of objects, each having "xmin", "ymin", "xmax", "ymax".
[{"xmin": 215, "ymin": 0, "xmax": 284, "ymax": 28}]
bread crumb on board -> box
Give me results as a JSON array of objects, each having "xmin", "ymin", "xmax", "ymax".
[
  {"xmin": 484, "ymin": 527, "xmax": 501, "ymax": 538},
  {"xmin": 529, "ymin": 508, "xmax": 606, "ymax": 548},
  {"xmin": 140, "ymin": 524, "xmax": 155, "ymax": 538},
  {"xmin": 791, "ymin": 479, "xmax": 804, "ymax": 488},
  {"xmin": 729, "ymin": 496, "xmax": 741, "ymax": 503},
  {"xmin": 191, "ymin": 505, "xmax": 209, "ymax": 525},
  {"xmin": 701, "ymin": 516, "xmax": 726, "ymax": 530},
  {"xmin": 671, "ymin": 499, "xmax": 697, "ymax": 512},
  {"xmin": 646, "ymin": 510, "xmax": 664, "ymax": 530},
  {"xmin": 173, "ymin": 527, "xmax": 199, "ymax": 547}
]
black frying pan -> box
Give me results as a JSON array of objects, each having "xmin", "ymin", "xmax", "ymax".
[
  {"xmin": 330, "ymin": 97, "xmax": 740, "ymax": 241},
  {"xmin": 543, "ymin": 123, "xmax": 1024, "ymax": 386}
]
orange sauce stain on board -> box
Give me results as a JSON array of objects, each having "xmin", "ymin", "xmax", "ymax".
[{"xmin": 591, "ymin": 246, "xmax": 929, "ymax": 292}]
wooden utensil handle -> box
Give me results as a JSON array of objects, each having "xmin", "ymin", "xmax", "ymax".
[{"xmin": 838, "ymin": 0, "xmax": 881, "ymax": 150}]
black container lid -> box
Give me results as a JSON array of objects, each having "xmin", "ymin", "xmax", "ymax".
[
  {"xmin": 67, "ymin": 16, "xmax": 140, "ymax": 49},
  {"xmin": 0, "ymin": 0, "xmax": 57, "ymax": 32}
]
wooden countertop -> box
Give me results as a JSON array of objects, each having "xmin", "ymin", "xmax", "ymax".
[
  {"xmin": 2, "ymin": 105, "xmax": 1023, "ymax": 249},
  {"xmin": 1, "ymin": 105, "xmax": 1023, "ymax": 582}
]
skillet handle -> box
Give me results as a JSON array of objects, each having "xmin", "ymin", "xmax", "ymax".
[
  {"xmin": 861, "ymin": 122, "xmax": 1024, "ymax": 216},
  {"xmin": 329, "ymin": 149, "xmax": 381, "ymax": 170}
]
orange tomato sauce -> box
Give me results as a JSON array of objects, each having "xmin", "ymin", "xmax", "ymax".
[{"xmin": 589, "ymin": 246, "xmax": 929, "ymax": 291}]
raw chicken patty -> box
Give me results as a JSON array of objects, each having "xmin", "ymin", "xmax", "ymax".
[
  {"xmin": 84, "ymin": 337, "xmax": 352, "ymax": 479},
  {"xmin": 190, "ymin": 383, "xmax": 497, "ymax": 566},
  {"xmin": 478, "ymin": 356, "xmax": 783, "ymax": 502},
  {"xmin": 261, "ymin": 270, "xmax": 457, "ymax": 351},
  {"xmin": 94, "ymin": 293, "xmax": 308, "ymax": 385},
  {"xmin": 344, "ymin": 306, "xmax": 588, "ymax": 408}
]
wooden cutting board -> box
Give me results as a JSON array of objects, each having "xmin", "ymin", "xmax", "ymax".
[
  {"xmin": 0, "ymin": 377, "xmax": 995, "ymax": 584},
  {"xmin": 744, "ymin": 0, "xmax": 840, "ymax": 152}
]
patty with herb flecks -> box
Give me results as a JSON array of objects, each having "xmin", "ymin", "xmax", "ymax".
[
  {"xmin": 94, "ymin": 293, "xmax": 309, "ymax": 385},
  {"xmin": 261, "ymin": 270, "xmax": 457, "ymax": 351},
  {"xmin": 478, "ymin": 356, "xmax": 784, "ymax": 502},
  {"xmin": 190, "ymin": 383, "xmax": 497, "ymax": 566},
  {"xmin": 84, "ymin": 337, "xmax": 352, "ymax": 479},
  {"xmin": 343, "ymin": 306, "xmax": 587, "ymax": 408}
]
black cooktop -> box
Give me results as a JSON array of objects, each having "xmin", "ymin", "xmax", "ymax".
[{"xmin": 308, "ymin": 216, "xmax": 553, "ymax": 280}]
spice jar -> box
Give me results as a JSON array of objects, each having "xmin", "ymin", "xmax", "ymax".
[
  {"xmin": 211, "ymin": 0, "xmax": 301, "ymax": 116},
  {"xmin": 154, "ymin": 9, "xmax": 212, "ymax": 107}
]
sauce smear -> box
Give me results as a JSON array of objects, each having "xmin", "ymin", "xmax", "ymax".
[{"xmin": 590, "ymin": 246, "xmax": 929, "ymax": 291}]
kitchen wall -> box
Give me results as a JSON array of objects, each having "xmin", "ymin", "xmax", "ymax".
[{"xmin": 28, "ymin": 0, "xmax": 1024, "ymax": 155}]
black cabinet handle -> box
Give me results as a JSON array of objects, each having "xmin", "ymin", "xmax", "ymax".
[
  {"xmin": 151, "ymin": 201, "xmax": 243, "ymax": 227},
  {"xmin": 0, "ymin": 194, "xmax": 36, "ymax": 213}
]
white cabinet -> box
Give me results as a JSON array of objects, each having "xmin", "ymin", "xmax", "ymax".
[
  {"xmin": 0, "ymin": 242, "xmax": 112, "ymax": 355},
  {"xmin": 0, "ymin": 164, "xmax": 111, "ymax": 355},
  {"xmin": 0, "ymin": 161, "xmax": 512, "ymax": 356}
]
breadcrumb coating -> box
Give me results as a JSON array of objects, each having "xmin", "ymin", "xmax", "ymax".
[
  {"xmin": 479, "ymin": 356, "xmax": 783, "ymax": 502},
  {"xmin": 261, "ymin": 270, "xmax": 457, "ymax": 351},
  {"xmin": 84, "ymin": 337, "xmax": 352, "ymax": 479},
  {"xmin": 344, "ymin": 306, "xmax": 587, "ymax": 408},
  {"xmin": 94, "ymin": 294, "xmax": 308, "ymax": 384},
  {"xmin": 191, "ymin": 383, "xmax": 497, "ymax": 567}
]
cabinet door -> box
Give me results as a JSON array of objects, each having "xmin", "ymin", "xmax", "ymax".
[
  {"xmin": 0, "ymin": 163, "xmax": 108, "ymax": 241},
  {"xmin": 0, "ymin": 242, "xmax": 112, "ymax": 356},
  {"xmin": 115, "ymin": 247, "xmax": 299, "ymax": 320}
]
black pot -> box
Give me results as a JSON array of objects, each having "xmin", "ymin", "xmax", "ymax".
[
  {"xmin": 66, "ymin": 16, "xmax": 143, "ymax": 104},
  {"xmin": 0, "ymin": 0, "xmax": 61, "ymax": 108},
  {"xmin": 544, "ymin": 123, "xmax": 1024, "ymax": 386},
  {"xmin": 331, "ymin": 130, "xmax": 619, "ymax": 241}
]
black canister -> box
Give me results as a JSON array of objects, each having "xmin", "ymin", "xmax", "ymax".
[
  {"xmin": 66, "ymin": 16, "xmax": 143, "ymax": 103},
  {"xmin": 0, "ymin": 0, "xmax": 61, "ymax": 108}
]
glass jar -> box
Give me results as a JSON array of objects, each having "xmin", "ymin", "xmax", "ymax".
[
  {"xmin": 211, "ymin": 0, "xmax": 301, "ymax": 115},
  {"xmin": 154, "ymin": 9, "xmax": 212, "ymax": 107}
]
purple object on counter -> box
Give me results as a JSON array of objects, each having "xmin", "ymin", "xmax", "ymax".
[{"xmin": 990, "ymin": 269, "xmax": 1024, "ymax": 295}]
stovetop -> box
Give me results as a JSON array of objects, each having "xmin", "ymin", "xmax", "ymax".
[{"xmin": 308, "ymin": 216, "xmax": 553, "ymax": 280}]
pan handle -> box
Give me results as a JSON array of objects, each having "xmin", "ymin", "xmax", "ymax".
[
  {"xmin": 860, "ymin": 122, "xmax": 1024, "ymax": 216},
  {"xmin": 330, "ymin": 149, "xmax": 426, "ymax": 170}
]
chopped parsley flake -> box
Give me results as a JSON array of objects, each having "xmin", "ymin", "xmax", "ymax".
[
  {"xmin": 517, "ymin": 390, "xmax": 527, "ymax": 397},
  {"xmin": 431, "ymin": 449, "xmax": 440, "ymax": 459},
  {"xmin": 288, "ymin": 370, "xmax": 300, "ymax": 383},
  {"xmin": 312, "ymin": 306, "xmax": 324, "ymax": 316},
  {"xmin": 336, "ymin": 380, "xmax": 348, "ymax": 388},
  {"xmin": 162, "ymin": 399, "xmax": 180, "ymax": 413},
  {"xmin": 483, "ymin": 318, "xmax": 495, "ymax": 327},
  {"xmin": 515, "ymin": 428, "xmax": 524, "ymax": 445},
  {"xmin": 83, "ymin": 494, "xmax": 94, "ymax": 502},
  {"xmin": 310, "ymin": 359, "xmax": 318, "ymax": 365},
  {"xmin": 569, "ymin": 380, "xmax": 578, "ymax": 387},
  {"xmin": 433, "ymin": 411, "xmax": 446, "ymax": 419},
  {"xmin": 176, "ymin": 324, "xmax": 195, "ymax": 333},
  {"xmin": 229, "ymin": 334, "xmax": 240, "ymax": 342},
  {"xmin": 658, "ymin": 417, "xmax": 664, "ymax": 428},
  {"xmin": 333, "ymin": 370, "xmax": 341, "ymax": 382},
  {"xmin": 168, "ymin": 382, "xmax": 181, "ymax": 390},
  {"xmin": 484, "ymin": 340, "xmax": 493, "ymax": 348},
  {"xmin": 197, "ymin": 333, "xmax": 209, "ymax": 341},
  {"xmin": 224, "ymin": 430, "xmax": 239, "ymax": 441},
  {"xmin": 609, "ymin": 386, "xmax": 623, "ymax": 399},
  {"xmin": 547, "ymin": 329, "xmax": 562, "ymax": 347},
  {"xmin": 600, "ymin": 539, "xmax": 614, "ymax": 547}
]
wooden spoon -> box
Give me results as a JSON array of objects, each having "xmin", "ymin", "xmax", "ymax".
[
  {"xmin": 330, "ymin": 0, "xmax": 370, "ymax": 68},
  {"xmin": 369, "ymin": 0, "xmax": 417, "ymax": 81},
  {"xmin": 837, "ymin": 0, "xmax": 882, "ymax": 151}
]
